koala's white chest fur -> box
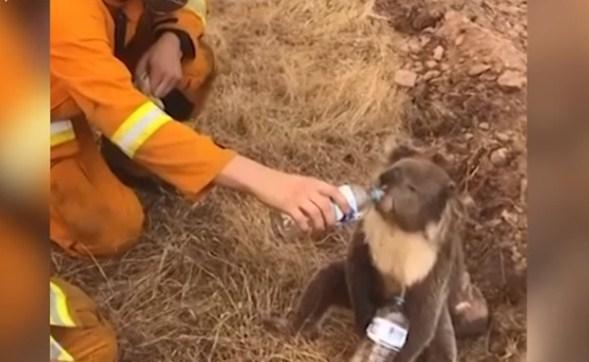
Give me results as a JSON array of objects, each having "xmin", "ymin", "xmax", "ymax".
[{"xmin": 363, "ymin": 209, "xmax": 438, "ymax": 289}]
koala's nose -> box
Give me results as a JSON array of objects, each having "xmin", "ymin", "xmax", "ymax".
[{"xmin": 379, "ymin": 168, "xmax": 400, "ymax": 186}]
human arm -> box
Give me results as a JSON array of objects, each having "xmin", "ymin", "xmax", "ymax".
[{"xmin": 215, "ymin": 155, "xmax": 350, "ymax": 231}]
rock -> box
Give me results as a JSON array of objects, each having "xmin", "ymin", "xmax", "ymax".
[
  {"xmin": 501, "ymin": 209, "xmax": 518, "ymax": 225},
  {"xmin": 423, "ymin": 70, "xmax": 441, "ymax": 81},
  {"xmin": 433, "ymin": 45, "xmax": 445, "ymax": 61},
  {"xmin": 479, "ymin": 122, "xmax": 490, "ymax": 130},
  {"xmin": 455, "ymin": 35, "xmax": 465, "ymax": 46},
  {"xmin": 408, "ymin": 38, "xmax": 422, "ymax": 53},
  {"xmin": 497, "ymin": 70, "xmax": 527, "ymax": 90},
  {"xmin": 441, "ymin": 63, "xmax": 450, "ymax": 71},
  {"xmin": 490, "ymin": 147, "xmax": 509, "ymax": 166},
  {"xmin": 394, "ymin": 70, "xmax": 418, "ymax": 88},
  {"xmin": 437, "ymin": 11, "xmax": 526, "ymax": 73},
  {"xmin": 425, "ymin": 60, "xmax": 438, "ymax": 68},
  {"xmin": 413, "ymin": 62, "xmax": 425, "ymax": 72},
  {"xmin": 496, "ymin": 132, "xmax": 510, "ymax": 142},
  {"xmin": 468, "ymin": 64, "xmax": 491, "ymax": 76},
  {"xmin": 419, "ymin": 35, "xmax": 432, "ymax": 47}
]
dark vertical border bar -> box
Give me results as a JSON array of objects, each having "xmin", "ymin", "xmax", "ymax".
[
  {"xmin": 0, "ymin": 0, "xmax": 49, "ymax": 361},
  {"xmin": 529, "ymin": 0, "xmax": 589, "ymax": 361}
]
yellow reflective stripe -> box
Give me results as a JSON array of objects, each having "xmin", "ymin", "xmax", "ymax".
[
  {"xmin": 50, "ymin": 335, "xmax": 74, "ymax": 362},
  {"xmin": 112, "ymin": 101, "xmax": 172, "ymax": 158},
  {"xmin": 50, "ymin": 281, "xmax": 76, "ymax": 327},
  {"xmin": 50, "ymin": 120, "xmax": 75, "ymax": 147},
  {"xmin": 186, "ymin": 0, "xmax": 208, "ymax": 25}
]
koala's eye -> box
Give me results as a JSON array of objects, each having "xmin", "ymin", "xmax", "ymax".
[{"xmin": 407, "ymin": 184, "xmax": 417, "ymax": 193}]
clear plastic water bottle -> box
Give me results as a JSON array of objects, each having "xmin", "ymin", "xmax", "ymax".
[
  {"xmin": 333, "ymin": 184, "xmax": 384, "ymax": 224},
  {"xmin": 364, "ymin": 297, "xmax": 410, "ymax": 361},
  {"xmin": 276, "ymin": 184, "xmax": 384, "ymax": 239}
]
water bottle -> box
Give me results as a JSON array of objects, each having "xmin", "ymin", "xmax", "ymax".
[
  {"xmin": 333, "ymin": 184, "xmax": 384, "ymax": 225},
  {"xmin": 364, "ymin": 297, "xmax": 410, "ymax": 361},
  {"xmin": 276, "ymin": 184, "xmax": 384, "ymax": 238}
]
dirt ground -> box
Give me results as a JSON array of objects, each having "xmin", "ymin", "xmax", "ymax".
[{"xmin": 52, "ymin": 0, "xmax": 527, "ymax": 361}]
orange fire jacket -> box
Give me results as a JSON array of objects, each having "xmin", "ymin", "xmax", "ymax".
[{"xmin": 50, "ymin": 0, "xmax": 236, "ymax": 197}]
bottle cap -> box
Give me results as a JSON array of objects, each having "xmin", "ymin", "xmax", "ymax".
[
  {"xmin": 392, "ymin": 296, "xmax": 405, "ymax": 306},
  {"xmin": 369, "ymin": 188, "xmax": 385, "ymax": 202}
]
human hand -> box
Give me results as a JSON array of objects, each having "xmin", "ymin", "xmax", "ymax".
[
  {"xmin": 135, "ymin": 32, "xmax": 183, "ymax": 98},
  {"xmin": 256, "ymin": 173, "xmax": 350, "ymax": 232},
  {"xmin": 215, "ymin": 155, "xmax": 350, "ymax": 232}
]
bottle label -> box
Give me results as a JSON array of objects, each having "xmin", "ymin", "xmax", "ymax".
[
  {"xmin": 334, "ymin": 185, "xmax": 359, "ymax": 223},
  {"xmin": 366, "ymin": 317, "xmax": 408, "ymax": 351}
]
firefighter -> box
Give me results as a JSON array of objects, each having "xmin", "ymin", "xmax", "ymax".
[{"xmin": 51, "ymin": 0, "xmax": 350, "ymax": 257}]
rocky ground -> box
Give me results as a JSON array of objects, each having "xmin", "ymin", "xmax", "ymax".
[{"xmin": 377, "ymin": 0, "xmax": 527, "ymax": 360}]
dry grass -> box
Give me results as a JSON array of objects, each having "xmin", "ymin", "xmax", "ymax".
[{"xmin": 54, "ymin": 1, "xmax": 407, "ymax": 361}]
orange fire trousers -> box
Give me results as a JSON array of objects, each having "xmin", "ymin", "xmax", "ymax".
[
  {"xmin": 50, "ymin": 18, "xmax": 216, "ymax": 362},
  {"xmin": 51, "ymin": 278, "xmax": 118, "ymax": 362}
]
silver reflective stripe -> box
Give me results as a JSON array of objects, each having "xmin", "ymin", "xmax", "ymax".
[
  {"xmin": 116, "ymin": 107, "xmax": 162, "ymax": 152},
  {"xmin": 50, "ymin": 336, "xmax": 74, "ymax": 362},
  {"xmin": 50, "ymin": 120, "xmax": 76, "ymax": 147},
  {"xmin": 111, "ymin": 101, "xmax": 171, "ymax": 158},
  {"xmin": 50, "ymin": 120, "xmax": 73, "ymax": 135}
]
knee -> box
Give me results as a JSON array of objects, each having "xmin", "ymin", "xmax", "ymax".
[
  {"xmin": 95, "ymin": 199, "xmax": 144, "ymax": 256},
  {"xmin": 78, "ymin": 322, "xmax": 118, "ymax": 362},
  {"xmin": 93, "ymin": 322, "xmax": 118, "ymax": 362},
  {"xmin": 68, "ymin": 196, "xmax": 144, "ymax": 258}
]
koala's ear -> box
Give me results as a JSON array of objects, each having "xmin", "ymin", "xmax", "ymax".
[
  {"xmin": 447, "ymin": 181, "xmax": 456, "ymax": 194},
  {"xmin": 388, "ymin": 144, "xmax": 419, "ymax": 164},
  {"xmin": 430, "ymin": 152, "xmax": 450, "ymax": 172},
  {"xmin": 442, "ymin": 181, "xmax": 457, "ymax": 200}
]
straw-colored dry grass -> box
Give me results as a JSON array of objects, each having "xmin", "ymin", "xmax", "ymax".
[{"xmin": 54, "ymin": 1, "xmax": 408, "ymax": 361}]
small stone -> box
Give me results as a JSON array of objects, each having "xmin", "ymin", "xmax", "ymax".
[
  {"xmin": 468, "ymin": 64, "xmax": 491, "ymax": 76},
  {"xmin": 496, "ymin": 132, "xmax": 510, "ymax": 142},
  {"xmin": 455, "ymin": 35, "xmax": 465, "ymax": 46},
  {"xmin": 508, "ymin": 29, "xmax": 520, "ymax": 39},
  {"xmin": 490, "ymin": 147, "xmax": 509, "ymax": 166},
  {"xmin": 413, "ymin": 62, "xmax": 425, "ymax": 73},
  {"xmin": 479, "ymin": 122, "xmax": 490, "ymax": 130},
  {"xmin": 514, "ymin": 24, "xmax": 525, "ymax": 35},
  {"xmin": 425, "ymin": 60, "xmax": 438, "ymax": 68},
  {"xmin": 498, "ymin": 70, "xmax": 527, "ymax": 90},
  {"xmin": 408, "ymin": 38, "xmax": 422, "ymax": 53},
  {"xmin": 464, "ymin": 132, "xmax": 474, "ymax": 140},
  {"xmin": 420, "ymin": 35, "xmax": 431, "ymax": 47},
  {"xmin": 501, "ymin": 209, "xmax": 518, "ymax": 225},
  {"xmin": 394, "ymin": 70, "xmax": 418, "ymax": 88},
  {"xmin": 486, "ymin": 219, "xmax": 502, "ymax": 228},
  {"xmin": 423, "ymin": 70, "xmax": 441, "ymax": 81},
  {"xmin": 441, "ymin": 63, "xmax": 450, "ymax": 71},
  {"xmin": 433, "ymin": 45, "xmax": 445, "ymax": 61}
]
